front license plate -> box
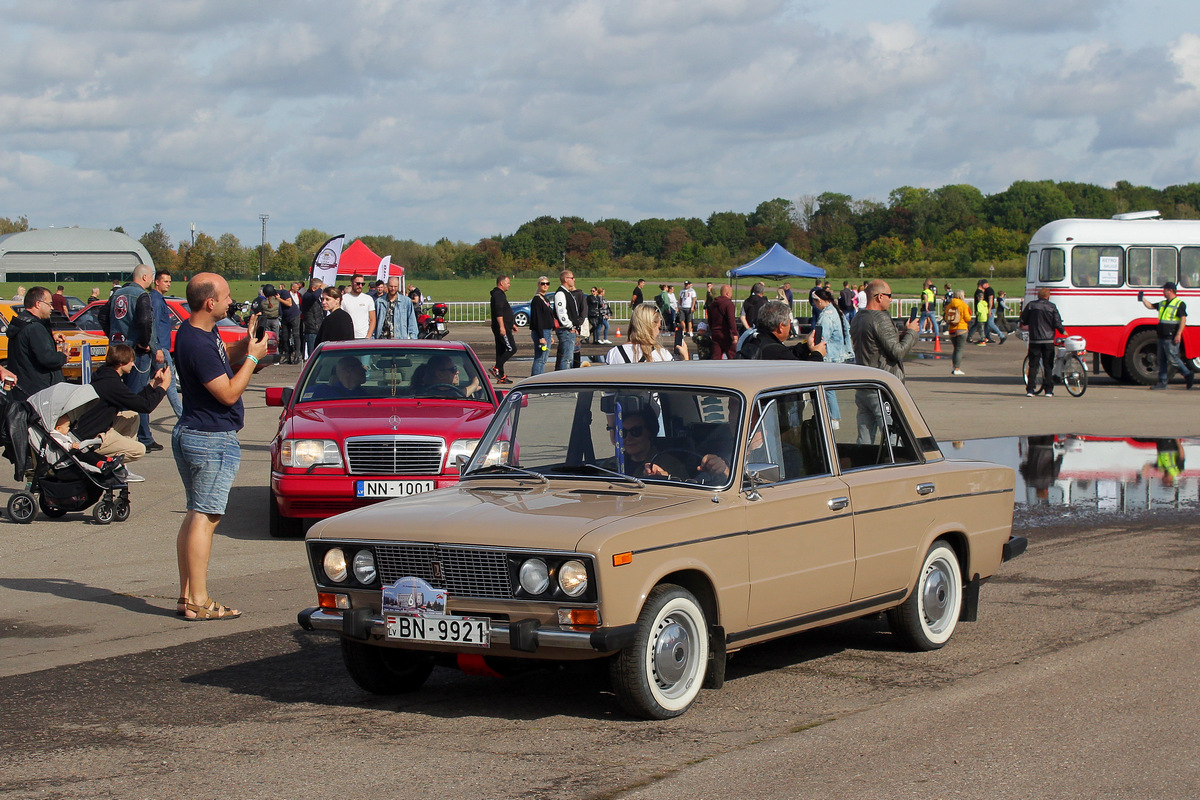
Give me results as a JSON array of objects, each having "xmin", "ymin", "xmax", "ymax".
[
  {"xmin": 386, "ymin": 613, "xmax": 490, "ymax": 647},
  {"xmin": 356, "ymin": 480, "xmax": 434, "ymax": 498}
]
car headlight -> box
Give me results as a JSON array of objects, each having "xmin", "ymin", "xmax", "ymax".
[
  {"xmin": 281, "ymin": 439, "xmax": 342, "ymax": 469},
  {"xmin": 446, "ymin": 439, "xmax": 480, "ymax": 470},
  {"xmin": 519, "ymin": 558, "xmax": 550, "ymax": 594},
  {"xmin": 323, "ymin": 548, "xmax": 348, "ymax": 583},
  {"xmin": 558, "ymin": 560, "xmax": 588, "ymax": 598},
  {"xmin": 352, "ymin": 549, "xmax": 377, "ymax": 584}
]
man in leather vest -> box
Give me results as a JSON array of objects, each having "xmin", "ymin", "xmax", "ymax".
[{"xmin": 99, "ymin": 263, "xmax": 161, "ymax": 450}]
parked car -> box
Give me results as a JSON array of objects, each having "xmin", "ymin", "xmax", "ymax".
[
  {"xmin": 511, "ymin": 301, "xmax": 530, "ymax": 328},
  {"xmin": 70, "ymin": 297, "xmax": 278, "ymax": 356},
  {"xmin": 265, "ymin": 339, "xmax": 504, "ymax": 538},
  {"xmin": 297, "ymin": 361, "xmax": 1026, "ymax": 719},
  {"xmin": 0, "ymin": 301, "xmax": 108, "ymax": 381}
]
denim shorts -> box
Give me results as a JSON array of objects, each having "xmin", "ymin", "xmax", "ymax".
[{"xmin": 172, "ymin": 426, "xmax": 241, "ymax": 515}]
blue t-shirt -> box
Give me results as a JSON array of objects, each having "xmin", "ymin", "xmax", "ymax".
[{"xmin": 175, "ymin": 320, "xmax": 244, "ymax": 432}]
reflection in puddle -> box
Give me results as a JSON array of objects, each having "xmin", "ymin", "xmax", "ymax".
[{"xmin": 943, "ymin": 436, "xmax": 1199, "ymax": 517}]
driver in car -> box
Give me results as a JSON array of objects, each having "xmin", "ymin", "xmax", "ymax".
[
  {"xmin": 311, "ymin": 356, "xmax": 368, "ymax": 399},
  {"xmin": 603, "ymin": 406, "xmax": 689, "ymax": 479},
  {"xmin": 415, "ymin": 354, "xmax": 484, "ymax": 398}
]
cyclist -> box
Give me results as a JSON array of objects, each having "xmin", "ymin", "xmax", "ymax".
[{"xmin": 1019, "ymin": 287, "xmax": 1067, "ymax": 397}]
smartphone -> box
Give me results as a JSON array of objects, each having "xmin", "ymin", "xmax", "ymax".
[
  {"xmin": 254, "ymin": 324, "xmax": 266, "ymax": 342},
  {"xmin": 908, "ymin": 307, "xmax": 919, "ymax": 322},
  {"xmin": 812, "ymin": 325, "xmax": 822, "ymax": 345}
]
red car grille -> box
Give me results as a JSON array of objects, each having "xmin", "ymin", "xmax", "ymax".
[{"xmin": 346, "ymin": 436, "xmax": 444, "ymax": 475}]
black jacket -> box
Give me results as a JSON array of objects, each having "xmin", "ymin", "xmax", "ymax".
[
  {"xmin": 7, "ymin": 310, "xmax": 66, "ymax": 399},
  {"xmin": 98, "ymin": 285, "xmax": 156, "ymax": 353},
  {"xmin": 742, "ymin": 328, "xmax": 822, "ymax": 361},
  {"xmin": 1018, "ymin": 299, "xmax": 1066, "ymax": 344},
  {"xmin": 70, "ymin": 365, "xmax": 166, "ymax": 440},
  {"xmin": 529, "ymin": 293, "xmax": 555, "ymax": 331},
  {"xmin": 315, "ymin": 307, "xmax": 355, "ymax": 345}
]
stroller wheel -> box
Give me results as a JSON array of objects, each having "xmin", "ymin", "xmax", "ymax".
[
  {"xmin": 113, "ymin": 499, "xmax": 131, "ymax": 523},
  {"xmin": 39, "ymin": 496, "xmax": 67, "ymax": 518},
  {"xmin": 7, "ymin": 492, "xmax": 38, "ymax": 524},
  {"xmin": 93, "ymin": 501, "xmax": 115, "ymax": 526}
]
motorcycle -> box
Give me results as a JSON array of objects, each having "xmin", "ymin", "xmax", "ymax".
[{"xmin": 418, "ymin": 302, "xmax": 449, "ymax": 339}]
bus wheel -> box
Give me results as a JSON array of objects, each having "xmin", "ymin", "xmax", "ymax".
[{"xmin": 1122, "ymin": 330, "xmax": 1159, "ymax": 386}]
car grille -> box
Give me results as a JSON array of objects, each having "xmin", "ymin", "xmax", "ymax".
[
  {"xmin": 374, "ymin": 544, "xmax": 513, "ymax": 599},
  {"xmin": 346, "ymin": 436, "xmax": 444, "ymax": 475}
]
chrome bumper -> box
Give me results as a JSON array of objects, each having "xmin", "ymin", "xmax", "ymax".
[{"xmin": 297, "ymin": 607, "xmax": 636, "ymax": 654}]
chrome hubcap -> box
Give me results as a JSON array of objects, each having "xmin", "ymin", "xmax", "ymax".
[
  {"xmin": 922, "ymin": 564, "xmax": 949, "ymax": 626},
  {"xmin": 653, "ymin": 619, "xmax": 691, "ymax": 687}
]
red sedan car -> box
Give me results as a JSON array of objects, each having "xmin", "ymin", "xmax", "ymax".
[
  {"xmin": 70, "ymin": 298, "xmax": 278, "ymax": 355},
  {"xmin": 264, "ymin": 339, "xmax": 503, "ymax": 537}
]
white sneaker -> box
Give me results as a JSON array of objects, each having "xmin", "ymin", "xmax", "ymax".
[
  {"xmin": 952, "ymin": 369, "xmax": 965, "ymax": 376},
  {"xmin": 121, "ymin": 469, "xmax": 146, "ymax": 483}
]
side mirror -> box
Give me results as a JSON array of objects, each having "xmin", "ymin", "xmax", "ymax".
[
  {"xmin": 745, "ymin": 462, "xmax": 781, "ymax": 485},
  {"xmin": 265, "ymin": 386, "xmax": 293, "ymax": 407},
  {"xmin": 456, "ymin": 455, "xmax": 469, "ymax": 472}
]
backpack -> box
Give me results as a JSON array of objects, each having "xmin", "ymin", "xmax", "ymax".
[{"xmin": 944, "ymin": 303, "xmax": 961, "ymax": 326}]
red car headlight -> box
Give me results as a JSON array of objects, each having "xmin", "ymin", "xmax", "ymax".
[{"xmin": 281, "ymin": 439, "xmax": 343, "ymax": 469}]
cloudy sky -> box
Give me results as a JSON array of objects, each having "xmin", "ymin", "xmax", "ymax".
[{"xmin": 2, "ymin": 0, "xmax": 1199, "ymax": 251}]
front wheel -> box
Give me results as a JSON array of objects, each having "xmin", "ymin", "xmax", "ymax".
[
  {"xmin": 513, "ymin": 311, "xmax": 529, "ymax": 328},
  {"xmin": 1063, "ymin": 354, "xmax": 1087, "ymax": 397},
  {"xmin": 340, "ymin": 639, "xmax": 435, "ymax": 695},
  {"xmin": 7, "ymin": 491, "xmax": 37, "ymax": 524},
  {"xmin": 92, "ymin": 501, "xmax": 114, "ymax": 525},
  {"xmin": 887, "ymin": 541, "xmax": 963, "ymax": 651},
  {"xmin": 611, "ymin": 584, "xmax": 709, "ymax": 719}
]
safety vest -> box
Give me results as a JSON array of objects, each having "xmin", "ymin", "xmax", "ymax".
[
  {"xmin": 922, "ymin": 288, "xmax": 935, "ymax": 310},
  {"xmin": 107, "ymin": 283, "xmax": 153, "ymax": 348},
  {"xmin": 1158, "ymin": 297, "xmax": 1184, "ymax": 326},
  {"xmin": 1157, "ymin": 450, "xmax": 1181, "ymax": 480}
]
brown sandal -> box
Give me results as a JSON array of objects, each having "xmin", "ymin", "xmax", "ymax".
[
  {"xmin": 175, "ymin": 597, "xmax": 187, "ymax": 617},
  {"xmin": 183, "ymin": 598, "xmax": 241, "ymax": 621}
]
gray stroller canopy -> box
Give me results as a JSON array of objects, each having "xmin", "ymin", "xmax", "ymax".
[{"xmin": 28, "ymin": 383, "xmax": 101, "ymax": 431}]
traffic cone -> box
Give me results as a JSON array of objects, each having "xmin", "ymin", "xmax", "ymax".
[
  {"xmin": 933, "ymin": 335, "xmax": 942, "ymax": 353},
  {"xmin": 615, "ymin": 327, "xmax": 622, "ymax": 338}
]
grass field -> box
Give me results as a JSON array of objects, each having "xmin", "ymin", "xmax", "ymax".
[{"xmin": 0, "ymin": 275, "xmax": 1030, "ymax": 308}]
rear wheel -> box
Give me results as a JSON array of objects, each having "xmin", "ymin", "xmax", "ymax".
[
  {"xmin": 1123, "ymin": 329, "xmax": 1159, "ymax": 386},
  {"xmin": 340, "ymin": 639, "xmax": 435, "ymax": 695},
  {"xmin": 1022, "ymin": 355, "xmax": 1044, "ymax": 395},
  {"xmin": 7, "ymin": 492, "xmax": 37, "ymax": 524},
  {"xmin": 887, "ymin": 541, "xmax": 963, "ymax": 651},
  {"xmin": 1063, "ymin": 354, "xmax": 1088, "ymax": 397}
]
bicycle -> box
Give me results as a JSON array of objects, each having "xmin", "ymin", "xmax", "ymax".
[{"xmin": 1022, "ymin": 334, "xmax": 1088, "ymax": 397}]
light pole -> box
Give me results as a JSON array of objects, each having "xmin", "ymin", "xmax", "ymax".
[
  {"xmin": 259, "ymin": 214, "xmax": 269, "ymax": 281},
  {"xmin": 858, "ymin": 261, "xmax": 864, "ymax": 284}
]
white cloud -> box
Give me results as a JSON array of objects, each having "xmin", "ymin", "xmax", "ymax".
[{"xmin": 1, "ymin": 0, "xmax": 1200, "ymax": 247}]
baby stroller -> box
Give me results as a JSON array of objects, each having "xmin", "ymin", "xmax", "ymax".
[{"xmin": 1, "ymin": 383, "xmax": 131, "ymax": 524}]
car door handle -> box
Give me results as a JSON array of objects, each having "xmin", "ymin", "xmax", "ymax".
[
  {"xmin": 828, "ymin": 496, "xmax": 849, "ymax": 511},
  {"xmin": 916, "ymin": 482, "xmax": 935, "ymax": 496}
]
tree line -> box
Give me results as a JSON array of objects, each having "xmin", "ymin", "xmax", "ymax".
[{"xmin": 6, "ymin": 179, "xmax": 1200, "ymax": 282}]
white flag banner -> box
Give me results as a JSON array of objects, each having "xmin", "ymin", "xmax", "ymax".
[
  {"xmin": 311, "ymin": 234, "xmax": 345, "ymax": 287},
  {"xmin": 376, "ymin": 255, "xmax": 392, "ymax": 285}
]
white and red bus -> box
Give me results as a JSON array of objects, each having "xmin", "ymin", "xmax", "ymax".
[{"xmin": 1025, "ymin": 211, "xmax": 1200, "ymax": 384}]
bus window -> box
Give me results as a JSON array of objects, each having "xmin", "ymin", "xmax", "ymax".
[
  {"xmin": 1071, "ymin": 246, "xmax": 1123, "ymax": 287},
  {"xmin": 1129, "ymin": 247, "xmax": 1178, "ymax": 286},
  {"xmin": 1026, "ymin": 251, "xmax": 1039, "ymax": 283},
  {"xmin": 1182, "ymin": 247, "xmax": 1200, "ymax": 288},
  {"xmin": 1039, "ymin": 248, "xmax": 1065, "ymax": 282}
]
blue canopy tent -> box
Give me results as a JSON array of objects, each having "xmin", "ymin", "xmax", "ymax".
[{"xmin": 727, "ymin": 243, "xmax": 824, "ymax": 280}]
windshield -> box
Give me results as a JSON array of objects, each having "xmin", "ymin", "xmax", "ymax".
[
  {"xmin": 294, "ymin": 347, "xmax": 490, "ymax": 403},
  {"xmin": 464, "ymin": 387, "xmax": 744, "ymax": 487}
]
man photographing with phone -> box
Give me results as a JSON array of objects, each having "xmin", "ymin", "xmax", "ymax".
[{"xmin": 850, "ymin": 279, "xmax": 919, "ymax": 382}]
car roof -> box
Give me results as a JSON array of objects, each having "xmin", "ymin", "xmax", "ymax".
[
  {"xmin": 516, "ymin": 360, "xmax": 936, "ymax": 442},
  {"xmin": 316, "ymin": 339, "xmax": 472, "ymax": 352}
]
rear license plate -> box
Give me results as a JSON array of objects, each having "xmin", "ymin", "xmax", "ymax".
[
  {"xmin": 355, "ymin": 480, "xmax": 434, "ymax": 498},
  {"xmin": 386, "ymin": 613, "xmax": 490, "ymax": 647},
  {"xmin": 90, "ymin": 346, "xmax": 107, "ymax": 357}
]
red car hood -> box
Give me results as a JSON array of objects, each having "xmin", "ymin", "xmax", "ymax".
[{"xmin": 283, "ymin": 399, "xmax": 496, "ymax": 443}]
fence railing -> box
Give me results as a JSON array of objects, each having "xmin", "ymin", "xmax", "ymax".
[{"xmin": 436, "ymin": 298, "xmax": 923, "ymax": 325}]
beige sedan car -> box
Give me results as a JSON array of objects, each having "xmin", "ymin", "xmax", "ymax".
[{"xmin": 299, "ymin": 361, "xmax": 1025, "ymax": 719}]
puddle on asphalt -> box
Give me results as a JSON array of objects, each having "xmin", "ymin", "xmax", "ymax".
[{"xmin": 943, "ymin": 435, "xmax": 1200, "ymax": 526}]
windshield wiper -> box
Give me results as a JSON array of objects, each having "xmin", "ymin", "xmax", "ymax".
[
  {"xmin": 463, "ymin": 463, "xmax": 549, "ymax": 484},
  {"xmin": 549, "ymin": 463, "xmax": 645, "ymax": 488}
]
